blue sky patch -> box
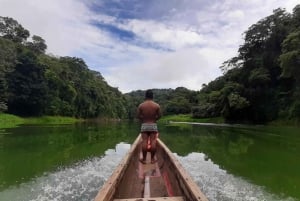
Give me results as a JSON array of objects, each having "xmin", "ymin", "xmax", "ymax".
[{"xmin": 93, "ymin": 22, "xmax": 136, "ymax": 41}]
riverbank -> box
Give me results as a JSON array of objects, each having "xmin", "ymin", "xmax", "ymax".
[
  {"xmin": 0, "ymin": 113, "xmax": 81, "ymax": 129},
  {"xmin": 268, "ymin": 118, "xmax": 300, "ymax": 127},
  {"xmin": 160, "ymin": 114, "xmax": 300, "ymax": 127},
  {"xmin": 2, "ymin": 113, "xmax": 298, "ymax": 129},
  {"xmin": 159, "ymin": 114, "xmax": 224, "ymax": 124}
]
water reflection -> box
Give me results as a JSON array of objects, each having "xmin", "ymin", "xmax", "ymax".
[{"xmin": 0, "ymin": 123, "xmax": 138, "ymax": 190}]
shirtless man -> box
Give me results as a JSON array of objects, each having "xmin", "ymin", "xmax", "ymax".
[{"xmin": 137, "ymin": 89, "xmax": 161, "ymax": 164}]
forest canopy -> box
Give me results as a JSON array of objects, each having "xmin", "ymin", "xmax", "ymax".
[{"xmin": 0, "ymin": 16, "xmax": 127, "ymax": 118}]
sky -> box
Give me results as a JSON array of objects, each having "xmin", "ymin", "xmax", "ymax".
[{"xmin": 0, "ymin": 0, "xmax": 299, "ymax": 93}]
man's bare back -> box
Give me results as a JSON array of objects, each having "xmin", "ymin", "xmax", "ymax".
[
  {"xmin": 137, "ymin": 100, "xmax": 161, "ymax": 123},
  {"xmin": 137, "ymin": 90, "xmax": 161, "ymax": 164}
]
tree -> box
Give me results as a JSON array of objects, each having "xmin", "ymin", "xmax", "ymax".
[
  {"xmin": 220, "ymin": 56, "xmax": 243, "ymax": 74},
  {"xmin": 165, "ymin": 96, "xmax": 191, "ymax": 115},
  {"xmin": 239, "ymin": 8, "xmax": 290, "ymax": 62},
  {"xmin": 291, "ymin": 5, "xmax": 300, "ymax": 29},
  {"xmin": 192, "ymin": 103, "xmax": 218, "ymax": 118},
  {"xmin": 248, "ymin": 68, "xmax": 271, "ymax": 86},
  {"xmin": 279, "ymin": 30, "xmax": 300, "ymax": 82},
  {"xmin": 279, "ymin": 30, "xmax": 300, "ymax": 120},
  {"xmin": 227, "ymin": 93, "xmax": 249, "ymax": 111},
  {"xmin": 0, "ymin": 16, "xmax": 30, "ymax": 43},
  {"xmin": 0, "ymin": 38, "xmax": 16, "ymax": 112},
  {"xmin": 0, "ymin": 16, "xmax": 129, "ymax": 118},
  {"xmin": 7, "ymin": 49, "xmax": 47, "ymax": 116},
  {"xmin": 26, "ymin": 35, "xmax": 47, "ymax": 54}
]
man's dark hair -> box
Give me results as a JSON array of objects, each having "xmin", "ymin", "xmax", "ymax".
[{"xmin": 145, "ymin": 89, "xmax": 153, "ymax": 99}]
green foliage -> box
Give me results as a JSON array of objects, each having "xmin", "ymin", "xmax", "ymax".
[
  {"xmin": 0, "ymin": 113, "xmax": 24, "ymax": 128},
  {"xmin": 280, "ymin": 50, "xmax": 300, "ymax": 77},
  {"xmin": 0, "ymin": 37, "xmax": 16, "ymax": 70},
  {"xmin": 248, "ymin": 68, "xmax": 271, "ymax": 86},
  {"xmin": 279, "ymin": 29, "xmax": 300, "ymax": 122},
  {"xmin": 126, "ymin": 87, "xmax": 198, "ymax": 118},
  {"xmin": 7, "ymin": 48, "xmax": 47, "ymax": 116},
  {"xmin": 165, "ymin": 96, "xmax": 191, "ymax": 115},
  {"xmin": 289, "ymin": 101, "xmax": 300, "ymax": 120},
  {"xmin": 0, "ymin": 16, "xmax": 127, "ymax": 119},
  {"xmin": 159, "ymin": 114, "xmax": 224, "ymax": 123},
  {"xmin": 192, "ymin": 103, "xmax": 218, "ymax": 118},
  {"xmin": 24, "ymin": 116, "xmax": 80, "ymax": 124},
  {"xmin": 196, "ymin": 5, "xmax": 300, "ymax": 123},
  {"xmin": 0, "ymin": 37, "xmax": 16, "ymax": 112},
  {"xmin": 279, "ymin": 30, "xmax": 300, "ymax": 84},
  {"xmin": 159, "ymin": 114, "xmax": 193, "ymax": 122},
  {"xmin": 26, "ymin": 35, "xmax": 47, "ymax": 54},
  {"xmin": 0, "ymin": 16, "xmax": 30, "ymax": 43},
  {"xmin": 227, "ymin": 93, "xmax": 250, "ymax": 110},
  {"xmin": 0, "ymin": 113, "xmax": 80, "ymax": 128},
  {"xmin": 39, "ymin": 56, "xmax": 128, "ymax": 118}
]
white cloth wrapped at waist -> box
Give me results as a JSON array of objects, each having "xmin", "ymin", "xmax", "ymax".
[{"xmin": 141, "ymin": 123, "xmax": 158, "ymax": 132}]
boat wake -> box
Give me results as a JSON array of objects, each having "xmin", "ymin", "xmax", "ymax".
[
  {"xmin": 0, "ymin": 143, "xmax": 130, "ymax": 201},
  {"xmin": 0, "ymin": 143, "xmax": 296, "ymax": 201},
  {"xmin": 177, "ymin": 152, "xmax": 296, "ymax": 201}
]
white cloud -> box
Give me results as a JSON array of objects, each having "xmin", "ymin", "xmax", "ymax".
[
  {"xmin": 283, "ymin": 0, "xmax": 299, "ymax": 12},
  {"xmin": 105, "ymin": 47, "xmax": 235, "ymax": 92},
  {"xmin": 0, "ymin": 0, "xmax": 299, "ymax": 93},
  {"xmin": 225, "ymin": 10, "xmax": 245, "ymax": 21},
  {"xmin": 0, "ymin": 0, "xmax": 105, "ymax": 56},
  {"xmin": 92, "ymin": 17, "xmax": 205, "ymax": 50}
]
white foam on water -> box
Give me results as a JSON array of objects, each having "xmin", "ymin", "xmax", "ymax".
[{"xmin": 177, "ymin": 152, "xmax": 297, "ymax": 201}]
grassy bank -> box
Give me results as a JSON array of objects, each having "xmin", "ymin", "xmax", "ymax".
[
  {"xmin": 160, "ymin": 114, "xmax": 300, "ymax": 127},
  {"xmin": 24, "ymin": 116, "xmax": 81, "ymax": 124},
  {"xmin": 159, "ymin": 114, "xmax": 224, "ymax": 124},
  {"xmin": 0, "ymin": 113, "xmax": 25, "ymax": 129},
  {"xmin": 0, "ymin": 113, "xmax": 81, "ymax": 129},
  {"xmin": 268, "ymin": 118, "xmax": 300, "ymax": 127}
]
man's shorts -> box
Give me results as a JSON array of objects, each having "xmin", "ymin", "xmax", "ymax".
[{"xmin": 141, "ymin": 123, "xmax": 158, "ymax": 132}]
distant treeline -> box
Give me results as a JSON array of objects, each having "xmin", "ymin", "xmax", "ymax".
[
  {"xmin": 127, "ymin": 5, "xmax": 300, "ymax": 124},
  {"xmin": 1, "ymin": 5, "xmax": 300, "ymax": 124},
  {"xmin": 0, "ymin": 16, "xmax": 127, "ymax": 118}
]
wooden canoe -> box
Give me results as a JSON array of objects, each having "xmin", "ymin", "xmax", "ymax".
[{"xmin": 94, "ymin": 134, "xmax": 208, "ymax": 201}]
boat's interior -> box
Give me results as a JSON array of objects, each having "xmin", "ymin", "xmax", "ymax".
[{"xmin": 94, "ymin": 136, "xmax": 207, "ymax": 201}]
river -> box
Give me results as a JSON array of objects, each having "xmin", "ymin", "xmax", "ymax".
[{"xmin": 0, "ymin": 121, "xmax": 299, "ymax": 201}]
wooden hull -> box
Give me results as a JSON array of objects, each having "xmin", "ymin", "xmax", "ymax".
[{"xmin": 94, "ymin": 135, "xmax": 208, "ymax": 201}]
